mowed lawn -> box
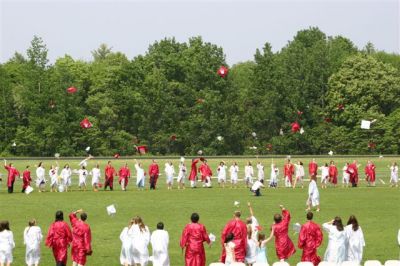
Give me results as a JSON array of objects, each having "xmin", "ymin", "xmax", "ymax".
[{"xmin": 0, "ymin": 156, "xmax": 399, "ymax": 265}]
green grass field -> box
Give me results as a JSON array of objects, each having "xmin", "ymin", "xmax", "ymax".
[{"xmin": 0, "ymin": 156, "xmax": 399, "ymax": 265}]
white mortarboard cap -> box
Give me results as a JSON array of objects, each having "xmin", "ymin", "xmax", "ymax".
[
  {"xmin": 234, "ymin": 201, "xmax": 240, "ymax": 207},
  {"xmin": 106, "ymin": 204, "xmax": 117, "ymax": 216},
  {"xmin": 12, "ymin": 142, "xmax": 16, "ymax": 147},
  {"xmin": 361, "ymin": 120, "xmax": 371, "ymax": 129},
  {"xmin": 249, "ymin": 146, "xmax": 257, "ymax": 150},
  {"xmin": 217, "ymin": 136, "xmax": 223, "ymax": 141},
  {"xmin": 379, "ymin": 155, "xmax": 383, "ymax": 158},
  {"xmin": 209, "ymin": 233, "xmax": 216, "ymax": 242},
  {"xmin": 287, "ymin": 155, "xmax": 291, "ymax": 159},
  {"xmin": 85, "ymin": 146, "xmax": 91, "ymax": 152},
  {"xmin": 293, "ymin": 223, "xmax": 301, "ymax": 233},
  {"xmin": 180, "ymin": 156, "xmax": 185, "ymax": 162},
  {"xmin": 197, "ymin": 150, "xmax": 203, "ymax": 155},
  {"xmin": 54, "ymin": 153, "xmax": 60, "ymax": 158},
  {"xmin": 328, "ymin": 150, "xmax": 333, "ymax": 156},
  {"xmin": 25, "ymin": 186, "xmax": 34, "ymax": 194},
  {"xmin": 300, "ymin": 127, "xmax": 305, "ymax": 134},
  {"xmin": 279, "ymin": 129, "xmax": 284, "ymax": 136},
  {"xmin": 58, "ymin": 184, "xmax": 65, "ymax": 192},
  {"xmin": 252, "ymin": 132, "xmax": 257, "ymax": 137}
]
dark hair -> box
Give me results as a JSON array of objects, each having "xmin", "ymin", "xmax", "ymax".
[
  {"xmin": 38, "ymin": 162, "xmax": 42, "ymax": 167},
  {"xmin": 0, "ymin": 221, "xmax": 10, "ymax": 232},
  {"xmin": 274, "ymin": 213, "xmax": 282, "ymax": 223},
  {"xmin": 26, "ymin": 165, "xmax": 30, "ymax": 169},
  {"xmin": 257, "ymin": 232, "xmax": 266, "ymax": 244},
  {"xmin": 55, "ymin": 211, "xmax": 64, "ymax": 221},
  {"xmin": 306, "ymin": 211, "xmax": 313, "ymax": 220},
  {"xmin": 28, "ymin": 219, "xmax": 36, "ymax": 227},
  {"xmin": 347, "ymin": 215, "xmax": 359, "ymax": 231},
  {"xmin": 325, "ymin": 163, "xmax": 328, "ymax": 167},
  {"xmin": 80, "ymin": 212, "xmax": 87, "ymax": 221},
  {"xmin": 191, "ymin": 213, "xmax": 199, "ymax": 223},
  {"xmin": 333, "ymin": 216, "xmax": 344, "ymax": 231},
  {"xmin": 300, "ymin": 161, "xmax": 303, "ymax": 166},
  {"xmin": 225, "ymin": 232, "xmax": 234, "ymax": 243},
  {"xmin": 157, "ymin": 222, "xmax": 164, "ymax": 230},
  {"xmin": 234, "ymin": 211, "xmax": 241, "ymax": 218}
]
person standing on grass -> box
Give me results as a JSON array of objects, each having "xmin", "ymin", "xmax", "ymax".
[
  {"xmin": 24, "ymin": 219, "xmax": 43, "ymax": 266},
  {"xmin": 293, "ymin": 161, "xmax": 305, "ymax": 189},
  {"xmin": 328, "ymin": 161, "xmax": 338, "ymax": 187},
  {"xmin": 198, "ymin": 160, "xmax": 212, "ymax": 188},
  {"xmin": 134, "ymin": 160, "xmax": 146, "ymax": 190},
  {"xmin": 46, "ymin": 211, "xmax": 72, "ymax": 266},
  {"xmin": 319, "ymin": 163, "xmax": 329, "ymax": 189},
  {"xmin": 22, "ymin": 165, "xmax": 32, "ymax": 193},
  {"xmin": 77, "ymin": 166, "xmax": 88, "ymax": 191},
  {"xmin": 220, "ymin": 211, "xmax": 248, "ymax": 263},
  {"xmin": 308, "ymin": 159, "xmax": 318, "ymax": 179},
  {"xmin": 306, "ymin": 176, "xmax": 320, "ymax": 212},
  {"xmin": 256, "ymin": 162, "xmax": 265, "ymax": 184},
  {"xmin": 283, "ymin": 159, "xmax": 294, "ymax": 188},
  {"xmin": 177, "ymin": 161, "xmax": 186, "ymax": 190},
  {"xmin": 244, "ymin": 161, "xmax": 254, "ymax": 188},
  {"xmin": 342, "ymin": 162, "xmax": 350, "ymax": 188},
  {"xmin": 35, "ymin": 162, "xmax": 46, "ymax": 192},
  {"xmin": 265, "ymin": 205, "xmax": 296, "ymax": 262},
  {"xmin": 149, "ymin": 160, "xmax": 160, "ymax": 190},
  {"xmin": 270, "ymin": 163, "xmax": 279, "ymax": 188},
  {"xmin": 150, "ymin": 222, "xmax": 170, "ymax": 266},
  {"xmin": 217, "ymin": 161, "xmax": 227, "ymax": 188},
  {"xmin": 118, "ymin": 163, "xmax": 131, "ymax": 191},
  {"xmin": 119, "ymin": 218, "xmax": 135, "ymax": 266},
  {"xmin": 246, "ymin": 202, "xmax": 260, "ymax": 240},
  {"xmin": 0, "ymin": 220, "xmax": 15, "ymax": 266},
  {"xmin": 229, "ymin": 162, "xmax": 239, "ymax": 188},
  {"xmin": 188, "ymin": 158, "xmax": 200, "ymax": 188},
  {"xmin": 255, "ymin": 232, "xmax": 270, "ymax": 264},
  {"xmin": 165, "ymin": 162, "xmax": 175, "ymax": 190},
  {"xmin": 60, "ymin": 164, "xmax": 72, "ymax": 192},
  {"xmin": 322, "ymin": 217, "xmax": 347, "ymax": 263},
  {"xmin": 49, "ymin": 163, "xmax": 59, "ymax": 192},
  {"xmin": 69, "ymin": 210, "xmax": 92, "ymax": 266},
  {"xmin": 180, "ymin": 213, "xmax": 211, "ymax": 266},
  {"xmin": 245, "ymin": 225, "xmax": 257, "ymax": 266},
  {"xmin": 3, "ymin": 159, "xmax": 20, "ymax": 194},
  {"xmin": 90, "ymin": 164, "xmax": 101, "ymax": 192},
  {"xmin": 389, "ymin": 162, "xmax": 398, "ymax": 187},
  {"xmin": 347, "ymin": 160, "xmax": 359, "ymax": 187},
  {"xmin": 345, "ymin": 215, "xmax": 365, "ymax": 263},
  {"xmin": 224, "ymin": 233, "xmax": 236, "ymax": 265},
  {"xmin": 298, "ymin": 212, "xmax": 323, "ymax": 266},
  {"xmin": 104, "ymin": 161, "xmax": 117, "ymax": 191},
  {"xmin": 365, "ymin": 160, "xmax": 376, "ymax": 187}
]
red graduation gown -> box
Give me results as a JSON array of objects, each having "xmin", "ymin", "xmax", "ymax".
[
  {"xmin": 4, "ymin": 165, "xmax": 19, "ymax": 187},
  {"xmin": 309, "ymin": 162, "xmax": 318, "ymax": 177},
  {"xmin": 118, "ymin": 166, "xmax": 131, "ymax": 186},
  {"xmin": 46, "ymin": 221, "xmax": 72, "ymax": 265},
  {"xmin": 198, "ymin": 164, "xmax": 212, "ymax": 182},
  {"xmin": 69, "ymin": 213, "xmax": 92, "ymax": 265},
  {"xmin": 105, "ymin": 165, "xmax": 116, "ymax": 186},
  {"xmin": 284, "ymin": 164, "xmax": 294, "ymax": 182},
  {"xmin": 365, "ymin": 164, "xmax": 376, "ymax": 182},
  {"xmin": 328, "ymin": 165, "xmax": 338, "ymax": 184},
  {"xmin": 180, "ymin": 223, "xmax": 210, "ymax": 266},
  {"xmin": 149, "ymin": 163, "xmax": 160, "ymax": 184},
  {"xmin": 188, "ymin": 159, "xmax": 200, "ymax": 181},
  {"xmin": 347, "ymin": 163, "xmax": 358, "ymax": 184},
  {"xmin": 22, "ymin": 169, "xmax": 32, "ymax": 189},
  {"xmin": 298, "ymin": 221, "xmax": 323, "ymax": 266},
  {"xmin": 220, "ymin": 219, "xmax": 247, "ymax": 263},
  {"xmin": 272, "ymin": 209, "xmax": 296, "ymax": 260}
]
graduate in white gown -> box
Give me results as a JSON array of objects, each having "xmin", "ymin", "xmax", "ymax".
[
  {"xmin": 150, "ymin": 222, "xmax": 170, "ymax": 266},
  {"xmin": 49, "ymin": 163, "xmax": 59, "ymax": 192},
  {"xmin": 60, "ymin": 164, "xmax": 72, "ymax": 192},
  {"xmin": 120, "ymin": 219, "xmax": 135, "ymax": 266},
  {"xmin": 322, "ymin": 217, "xmax": 347, "ymax": 263},
  {"xmin": 389, "ymin": 162, "xmax": 399, "ymax": 187},
  {"xmin": 319, "ymin": 163, "xmax": 329, "ymax": 189},
  {"xmin": 244, "ymin": 161, "xmax": 254, "ymax": 188},
  {"xmin": 0, "ymin": 220, "xmax": 15, "ymax": 266},
  {"xmin": 256, "ymin": 162, "xmax": 265, "ymax": 183},
  {"xmin": 345, "ymin": 215, "xmax": 365, "ymax": 263},
  {"xmin": 35, "ymin": 162, "xmax": 46, "ymax": 192},
  {"xmin": 90, "ymin": 164, "xmax": 101, "ymax": 191},
  {"xmin": 164, "ymin": 162, "xmax": 175, "ymax": 190},
  {"xmin": 177, "ymin": 161, "xmax": 186, "ymax": 190},
  {"xmin": 134, "ymin": 160, "xmax": 146, "ymax": 190},
  {"xmin": 229, "ymin": 162, "xmax": 239, "ymax": 188},
  {"xmin": 132, "ymin": 216, "xmax": 150, "ymax": 266},
  {"xmin": 23, "ymin": 219, "xmax": 43, "ymax": 266},
  {"xmin": 77, "ymin": 165, "xmax": 88, "ymax": 191},
  {"xmin": 217, "ymin": 161, "xmax": 227, "ymax": 188},
  {"xmin": 306, "ymin": 175, "xmax": 320, "ymax": 212},
  {"xmin": 269, "ymin": 163, "xmax": 279, "ymax": 188}
]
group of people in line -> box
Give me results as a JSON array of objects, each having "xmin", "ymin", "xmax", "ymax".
[
  {"xmin": 1, "ymin": 157, "xmax": 399, "ymax": 194},
  {"xmin": 0, "ymin": 202, "xmax": 371, "ymax": 266}
]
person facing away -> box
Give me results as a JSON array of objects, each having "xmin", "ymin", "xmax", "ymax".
[
  {"xmin": 24, "ymin": 219, "xmax": 43, "ymax": 266},
  {"xmin": 22, "ymin": 165, "xmax": 32, "ymax": 193},
  {"xmin": 255, "ymin": 232, "xmax": 269, "ymax": 264},
  {"xmin": 150, "ymin": 222, "xmax": 170, "ymax": 266},
  {"xmin": 322, "ymin": 216, "xmax": 347, "ymax": 263},
  {"xmin": 0, "ymin": 220, "xmax": 15, "ymax": 266},
  {"xmin": 220, "ymin": 211, "xmax": 248, "ymax": 263},
  {"xmin": 224, "ymin": 233, "xmax": 236, "ymax": 265},
  {"xmin": 131, "ymin": 216, "xmax": 150, "ymax": 266},
  {"xmin": 46, "ymin": 211, "xmax": 72, "ymax": 266},
  {"xmin": 180, "ymin": 213, "xmax": 211, "ymax": 266},
  {"xmin": 345, "ymin": 215, "xmax": 365, "ymax": 263},
  {"xmin": 298, "ymin": 212, "xmax": 323, "ymax": 266},
  {"xmin": 119, "ymin": 218, "xmax": 135, "ymax": 266},
  {"xmin": 69, "ymin": 210, "xmax": 92, "ymax": 266}
]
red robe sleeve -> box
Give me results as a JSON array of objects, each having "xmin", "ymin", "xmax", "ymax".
[
  {"xmin": 84, "ymin": 226, "xmax": 92, "ymax": 253},
  {"xmin": 315, "ymin": 223, "xmax": 323, "ymax": 247},
  {"xmin": 46, "ymin": 224, "xmax": 55, "ymax": 247},
  {"xmin": 282, "ymin": 209, "xmax": 291, "ymax": 228},
  {"xmin": 180, "ymin": 225, "xmax": 189, "ymax": 248},
  {"xmin": 202, "ymin": 224, "xmax": 211, "ymax": 244},
  {"xmin": 298, "ymin": 225, "xmax": 307, "ymax": 249}
]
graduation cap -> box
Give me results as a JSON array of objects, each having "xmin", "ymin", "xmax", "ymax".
[
  {"xmin": 114, "ymin": 153, "xmax": 120, "ymax": 159},
  {"xmin": 209, "ymin": 233, "xmax": 216, "ymax": 242},
  {"xmin": 217, "ymin": 66, "xmax": 229, "ymax": 78},
  {"xmin": 251, "ymin": 132, "xmax": 257, "ymax": 138},
  {"xmin": 80, "ymin": 118, "xmax": 92, "ymax": 129},
  {"xmin": 136, "ymin": 145, "xmax": 148, "ymax": 155},
  {"xmin": 25, "ymin": 186, "xmax": 34, "ymax": 194},
  {"xmin": 217, "ymin": 136, "xmax": 223, "ymax": 141},
  {"xmin": 361, "ymin": 120, "xmax": 371, "ymax": 129},
  {"xmin": 249, "ymin": 146, "xmax": 257, "ymax": 150},
  {"xmin": 180, "ymin": 156, "xmax": 185, "ymax": 162},
  {"xmin": 292, "ymin": 223, "xmax": 301, "ymax": 234},
  {"xmin": 328, "ymin": 150, "xmax": 333, "ymax": 156},
  {"xmin": 54, "ymin": 153, "xmax": 60, "ymax": 158},
  {"xmin": 197, "ymin": 150, "xmax": 203, "ymax": 155},
  {"xmin": 291, "ymin": 122, "xmax": 300, "ymax": 133},
  {"xmin": 297, "ymin": 110, "xmax": 303, "ymax": 116},
  {"xmin": 11, "ymin": 142, "xmax": 16, "ymax": 147},
  {"xmin": 299, "ymin": 127, "xmax": 305, "ymax": 134},
  {"xmin": 368, "ymin": 142, "xmax": 376, "ymax": 149},
  {"xmin": 106, "ymin": 204, "xmax": 116, "ymax": 216},
  {"xmin": 67, "ymin": 87, "xmax": 77, "ymax": 94},
  {"xmin": 234, "ymin": 201, "xmax": 240, "ymax": 207},
  {"xmin": 266, "ymin": 143, "xmax": 273, "ymax": 151},
  {"xmin": 337, "ymin": 104, "xmax": 345, "ymax": 110},
  {"xmin": 85, "ymin": 146, "xmax": 91, "ymax": 152}
]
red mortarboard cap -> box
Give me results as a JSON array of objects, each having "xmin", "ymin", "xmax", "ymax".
[
  {"xmin": 67, "ymin": 87, "xmax": 77, "ymax": 94},
  {"xmin": 266, "ymin": 143, "xmax": 273, "ymax": 151},
  {"xmin": 217, "ymin": 66, "xmax": 228, "ymax": 78},
  {"xmin": 80, "ymin": 118, "xmax": 92, "ymax": 129},
  {"xmin": 324, "ymin": 117, "xmax": 332, "ymax": 123},
  {"xmin": 291, "ymin": 122, "xmax": 300, "ymax": 133},
  {"xmin": 136, "ymin": 145, "xmax": 148, "ymax": 155},
  {"xmin": 114, "ymin": 153, "xmax": 120, "ymax": 158},
  {"xmin": 337, "ymin": 104, "xmax": 344, "ymax": 110}
]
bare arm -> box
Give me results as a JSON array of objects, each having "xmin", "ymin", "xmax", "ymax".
[
  {"xmin": 265, "ymin": 227, "xmax": 274, "ymax": 242},
  {"xmin": 248, "ymin": 202, "xmax": 254, "ymax": 217}
]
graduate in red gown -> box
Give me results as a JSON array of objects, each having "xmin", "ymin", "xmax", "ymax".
[
  {"xmin": 118, "ymin": 163, "xmax": 131, "ymax": 191},
  {"xmin": 365, "ymin": 160, "xmax": 376, "ymax": 186},
  {"xmin": 21, "ymin": 165, "xmax": 32, "ymax": 193},
  {"xmin": 149, "ymin": 160, "xmax": 160, "ymax": 189},
  {"xmin": 188, "ymin": 158, "xmax": 200, "ymax": 188},
  {"xmin": 347, "ymin": 160, "xmax": 359, "ymax": 187},
  {"xmin": 46, "ymin": 211, "xmax": 72, "ymax": 266},
  {"xmin": 328, "ymin": 161, "xmax": 338, "ymax": 187},
  {"xmin": 309, "ymin": 159, "xmax": 318, "ymax": 178},
  {"xmin": 104, "ymin": 161, "xmax": 116, "ymax": 191},
  {"xmin": 3, "ymin": 159, "xmax": 20, "ymax": 193},
  {"xmin": 180, "ymin": 212, "xmax": 211, "ymax": 266},
  {"xmin": 266, "ymin": 205, "xmax": 296, "ymax": 261},
  {"xmin": 298, "ymin": 211, "xmax": 323, "ymax": 266},
  {"xmin": 198, "ymin": 160, "xmax": 213, "ymax": 187},
  {"xmin": 220, "ymin": 211, "xmax": 247, "ymax": 263},
  {"xmin": 284, "ymin": 159, "xmax": 294, "ymax": 187},
  {"xmin": 69, "ymin": 210, "xmax": 92, "ymax": 266}
]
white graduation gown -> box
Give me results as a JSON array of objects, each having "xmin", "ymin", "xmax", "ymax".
[
  {"xmin": 49, "ymin": 167, "xmax": 59, "ymax": 186},
  {"xmin": 229, "ymin": 165, "xmax": 239, "ymax": 182},
  {"xmin": 270, "ymin": 165, "xmax": 279, "ymax": 184},
  {"xmin": 132, "ymin": 225, "xmax": 150, "ymax": 266},
  {"xmin": 135, "ymin": 164, "xmax": 145, "ymax": 186},
  {"xmin": 120, "ymin": 226, "xmax": 135, "ymax": 265},
  {"xmin": 177, "ymin": 164, "xmax": 186, "ymax": 182},
  {"xmin": 308, "ymin": 179, "xmax": 320, "ymax": 206},
  {"xmin": 257, "ymin": 164, "xmax": 264, "ymax": 181},
  {"xmin": 35, "ymin": 167, "xmax": 45, "ymax": 187},
  {"xmin": 78, "ymin": 169, "xmax": 88, "ymax": 185},
  {"xmin": 323, "ymin": 223, "xmax": 347, "ymax": 263},
  {"xmin": 150, "ymin": 229, "xmax": 170, "ymax": 266},
  {"xmin": 60, "ymin": 168, "xmax": 72, "ymax": 186},
  {"xmin": 0, "ymin": 230, "xmax": 15, "ymax": 263},
  {"xmin": 217, "ymin": 165, "xmax": 227, "ymax": 182},
  {"xmin": 164, "ymin": 164, "xmax": 175, "ymax": 184},
  {"xmin": 345, "ymin": 225, "xmax": 365, "ymax": 263},
  {"xmin": 90, "ymin": 167, "xmax": 101, "ymax": 186},
  {"xmin": 24, "ymin": 226, "xmax": 43, "ymax": 265}
]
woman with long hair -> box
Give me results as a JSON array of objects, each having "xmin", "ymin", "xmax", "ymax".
[
  {"xmin": 345, "ymin": 215, "xmax": 365, "ymax": 263},
  {"xmin": 132, "ymin": 216, "xmax": 150, "ymax": 266},
  {"xmin": 322, "ymin": 216, "xmax": 347, "ymax": 263},
  {"xmin": 120, "ymin": 218, "xmax": 136, "ymax": 266}
]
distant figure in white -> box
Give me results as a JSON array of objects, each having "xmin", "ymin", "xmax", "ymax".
[
  {"xmin": 322, "ymin": 217, "xmax": 347, "ymax": 263},
  {"xmin": 23, "ymin": 219, "xmax": 43, "ymax": 266},
  {"xmin": 244, "ymin": 161, "xmax": 254, "ymax": 188},
  {"xmin": 293, "ymin": 161, "xmax": 305, "ymax": 189},
  {"xmin": 90, "ymin": 164, "xmax": 101, "ymax": 191},
  {"xmin": 49, "ymin": 162, "xmax": 59, "ymax": 192},
  {"xmin": 135, "ymin": 160, "xmax": 146, "ymax": 190},
  {"xmin": 177, "ymin": 161, "xmax": 186, "ymax": 190},
  {"xmin": 342, "ymin": 162, "xmax": 350, "ymax": 188},
  {"xmin": 150, "ymin": 222, "xmax": 170, "ymax": 266},
  {"xmin": 78, "ymin": 165, "xmax": 88, "ymax": 191},
  {"xmin": 229, "ymin": 162, "xmax": 239, "ymax": 188},
  {"xmin": 60, "ymin": 164, "xmax": 72, "ymax": 192},
  {"xmin": 217, "ymin": 161, "xmax": 227, "ymax": 188},
  {"xmin": 389, "ymin": 162, "xmax": 398, "ymax": 187},
  {"xmin": 306, "ymin": 175, "xmax": 320, "ymax": 212},
  {"xmin": 256, "ymin": 162, "xmax": 265, "ymax": 183},
  {"xmin": 164, "ymin": 162, "xmax": 175, "ymax": 190},
  {"xmin": 269, "ymin": 163, "xmax": 279, "ymax": 188},
  {"xmin": 345, "ymin": 215, "xmax": 365, "ymax": 263},
  {"xmin": 319, "ymin": 163, "xmax": 329, "ymax": 189},
  {"xmin": 35, "ymin": 162, "xmax": 46, "ymax": 192},
  {"xmin": 132, "ymin": 216, "xmax": 150, "ymax": 266}
]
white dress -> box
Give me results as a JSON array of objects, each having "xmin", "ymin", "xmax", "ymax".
[
  {"xmin": 35, "ymin": 166, "xmax": 45, "ymax": 187},
  {"xmin": 0, "ymin": 230, "xmax": 15, "ymax": 264},
  {"xmin": 132, "ymin": 225, "xmax": 150, "ymax": 266},
  {"xmin": 245, "ymin": 165, "xmax": 254, "ymax": 183},
  {"xmin": 308, "ymin": 179, "xmax": 320, "ymax": 206},
  {"xmin": 150, "ymin": 229, "xmax": 170, "ymax": 266},
  {"xmin": 257, "ymin": 163, "xmax": 264, "ymax": 181},
  {"xmin": 270, "ymin": 165, "xmax": 279, "ymax": 185},
  {"xmin": 177, "ymin": 163, "xmax": 186, "ymax": 183},
  {"xmin": 390, "ymin": 166, "xmax": 398, "ymax": 183},
  {"xmin": 345, "ymin": 225, "xmax": 365, "ymax": 263},
  {"xmin": 90, "ymin": 167, "xmax": 101, "ymax": 186},
  {"xmin": 322, "ymin": 223, "xmax": 347, "ymax": 263},
  {"xmin": 135, "ymin": 164, "xmax": 146, "ymax": 187},
  {"xmin": 229, "ymin": 165, "xmax": 239, "ymax": 183},
  {"xmin": 343, "ymin": 165, "xmax": 350, "ymax": 184},
  {"xmin": 295, "ymin": 164, "xmax": 305, "ymax": 179},
  {"xmin": 217, "ymin": 165, "xmax": 227, "ymax": 182},
  {"xmin": 49, "ymin": 167, "xmax": 59, "ymax": 186},
  {"xmin": 24, "ymin": 226, "xmax": 43, "ymax": 265},
  {"xmin": 320, "ymin": 166, "xmax": 329, "ymax": 184},
  {"xmin": 165, "ymin": 164, "xmax": 175, "ymax": 184},
  {"xmin": 120, "ymin": 226, "xmax": 135, "ymax": 265},
  {"xmin": 60, "ymin": 168, "xmax": 72, "ymax": 186},
  {"xmin": 78, "ymin": 169, "xmax": 88, "ymax": 185},
  {"xmin": 245, "ymin": 238, "xmax": 257, "ymax": 264}
]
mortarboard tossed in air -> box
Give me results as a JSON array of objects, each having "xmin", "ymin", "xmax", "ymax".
[
  {"xmin": 293, "ymin": 223, "xmax": 301, "ymax": 234},
  {"xmin": 217, "ymin": 66, "xmax": 229, "ymax": 78},
  {"xmin": 337, "ymin": 104, "xmax": 345, "ymax": 110},
  {"xmin": 80, "ymin": 118, "xmax": 92, "ymax": 129},
  {"xmin": 297, "ymin": 110, "xmax": 303, "ymax": 116},
  {"xmin": 12, "ymin": 142, "xmax": 16, "ymax": 147},
  {"xmin": 279, "ymin": 128, "xmax": 284, "ymax": 136},
  {"xmin": 208, "ymin": 233, "xmax": 216, "ymax": 242},
  {"xmin": 180, "ymin": 157, "xmax": 185, "ymax": 162},
  {"xmin": 251, "ymin": 132, "xmax": 257, "ymax": 138},
  {"xmin": 106, "ymin": 204, "xmax": 117, "ymax": 216},
  {"xmin": 249, "ymin": 146, "xmax": 257, "ymax": 150},
  {"xmin": 114, "ymin": 153, "xmax": 120, "ymax": 159},
  {"xmin": 217, "ymin": 136, "xmax": 223, "ymax": 141},
  {"xmin": 54, "ymin": 153, "xmax": 60, "ymax": 158},
  {"xmin": 361, "ymin": 120, "xmax": 371, "ymax": 129},
  {"xmin": 299, "ymin": 127, "xmax": 305, "ymax": 134},
  {"xmin": 85, "ymin": 147, "xmax": 91, "ymax": 152},
  {"xmin": 234, "ymin": 201, "xmax": 240, "ymax": 207},
  {"xmin": 328, "ymin": 150, "xmax": 333, "ymax": 156},
  {"xmin": 266, "ymin": 143, "xmax": 273, "ymax": 151},
  {"xmin": 25, "ymin": 185, "xmax": 34, "ymax": 194},
  {"xmin": 197, "ymin": 150, "xmax": 203, "ymax": 155},
  {"xmin": 66, "ymin": 87, "xmax": 77, "ymax": 94},
  {"xmin": 291, "ymin": 122, "xmax": 300, "ymax": 133},
  {"xmin": 136, "ymin": 145, "xmax": 148, "ymax": 155}
]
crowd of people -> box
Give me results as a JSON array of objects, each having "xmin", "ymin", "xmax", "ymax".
[
  {"xmin": 0, "ymin": 202, "xmax": 387, "ymax": 266},
  {"xmin": 1, "ymin": 157, "xmax": 399, "ymax": 194}
]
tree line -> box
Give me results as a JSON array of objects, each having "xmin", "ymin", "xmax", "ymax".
[{"xmin": 1, "ymin": 27, "xmax": 400, "ymax": 156}]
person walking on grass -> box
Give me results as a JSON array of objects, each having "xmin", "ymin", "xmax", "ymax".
[
  {"xmin": 46, "ymin": 211, "xmax": 72, "ymax": 266},
  {"xmin": 298, "ymin": 212, "xmax": 323, "ymax": 266},
  {"xmin": 0, "ymin": 220, "xmax": 15, "ymax": 266},
  {"xmin": 322, "ymin": 217, "xmax": 347, "ymax": 263},
  {"xmin": 306, "ymin": 175, "xmax": 320, "ymax": 212},
  {"xmin": 345, "ymin": 215, "xmax": 365, "ymax": 264},
  {"xmin": 3, "ymin": 160, "xmax": 19, "ymax": 194},
  {"xmin": 69, "ymin": 209, "xmax": 92, "ymax": 266},
  {"xmin": 150, "ymin": 222, "xmax": 170, "ymax": 266},
  {"xmin": 24, "ymin": 219, "xmax": 43, "ymax": 266}
]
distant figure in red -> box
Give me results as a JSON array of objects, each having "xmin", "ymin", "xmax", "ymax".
[
  {"xmin": 149, "ymin": 160, "xmax": 160, "ymax": 190},
  {"xmin": 328, "ymin": 161, "xmax": 338, "ymax": 187},
  {"xmin": 69, "ymin": 209, "xmax": 92, "ymax": 266},
  {"xmin": 22, "ymin": 165, "xmax": 32, "ymax": 193},
  {"xmin": 104, "ymin": 161, "xmax": 116, "ymax": 191},
  {"xmin": 266, "ymin": 205, "xmax": 296, "ymax": 261},
  {"xmin": 180, "ymin": 212, "xmax": 211, "ymax": 266},
  {"xmin": 188, "ymin": 158, "xmax": 200, "ymax": 188},
  {"xmin": 220, "ymin": 211, "xmax": 247, "ymax": 263},
  {"xmin": 298, "ymin": 211, "xmax": 323, "ymax": 266},
  {"xmin": 284, "ymin": 159, "xmax": 294, "ymax": 188},
  {"xmin": 3, "ymin": 159, "xmax": 20, "ymax": 193},
  {"xmin": 118, "ymin": 163, "xmax": 131, "ymax": 191},
  {"xmin": 347, "ymin": 160, "xmax": 359, "ymax": 187},
  {"xmin": 46, "ymin": 210, "xmax": 72, "ymax": 266},
  {"xmin": 198, "ymin": 160, "xmax": 213, "ymax": 188},
  {"xmin": 365, "ymin": 160, "xmax": 376, "ymax": 186},
  {"xmin": 309, "ymin": 159, "xmax": 318, "ymax": 178}
]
